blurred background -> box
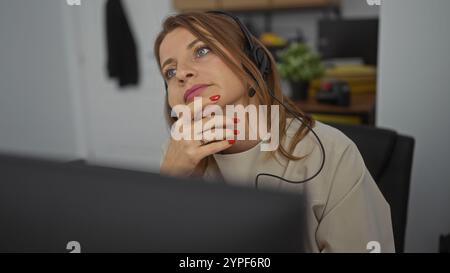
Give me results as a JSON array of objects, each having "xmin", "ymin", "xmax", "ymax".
[{"xmin": 0, "ymin": 0, "xmax": 449, "ymax": 252}]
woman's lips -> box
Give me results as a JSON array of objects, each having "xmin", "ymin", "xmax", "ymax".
[{"xmin": 185, "ymin": 85, "xmax": 209, "ymax": 103}]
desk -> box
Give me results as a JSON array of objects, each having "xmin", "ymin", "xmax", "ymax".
[{"xmin": 294, "ymin": 93, "xmax": 376, "ymax": 125}]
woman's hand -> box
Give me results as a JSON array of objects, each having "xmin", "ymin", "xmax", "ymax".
[{"xmin": 160, "ymin": 98, "xmax": 237, "ymax": 178}]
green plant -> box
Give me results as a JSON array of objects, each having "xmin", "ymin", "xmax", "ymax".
[{"xmin": 277, "ymin": 42, "xmax": 325, "ymax": 82}]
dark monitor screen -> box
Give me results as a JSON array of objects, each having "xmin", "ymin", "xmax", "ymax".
[
  {"xmin": 318, "ymin": 18, "xmax": 379, "ymax": 65},
  {"xmin": 0, "ymin": 154, "xmax": 306, "ymax": 253}
]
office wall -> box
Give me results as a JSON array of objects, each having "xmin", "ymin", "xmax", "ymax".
[
  {"xmin": 341, "ymin": 0, "xmax": 379, "ymax": 18},
  {"xmin": 0, "ymin": 0, "xmax": 83, "ymax": 161},
  {"xmin": 377, "ymin": 0, "xmax": 450, "ymax": 252},
  {"xmin": 0, "ymin": 0, "xmax": 172, "ymax": 170},
  {"xmin": 73, "ymin": 0, "xmax": 172, "ymax": 171}
]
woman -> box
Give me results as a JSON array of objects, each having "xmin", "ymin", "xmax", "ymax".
[{"xmin": 154, "ymin": 11, "xmax": 395, "ymax": 253}]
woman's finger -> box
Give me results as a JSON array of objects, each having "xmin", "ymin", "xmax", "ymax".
[
  {"xmin": 199, "ymin": 128, "xmax": 236, "ymax": 142},
  {"xmin": 197, "ymin": 139, "xmax": 234, "ymax": 159}
]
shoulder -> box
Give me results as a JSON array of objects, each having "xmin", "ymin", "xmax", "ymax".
[{"xmin": 282, "ymin": 118, "xmax": 370, "ymax": 202}]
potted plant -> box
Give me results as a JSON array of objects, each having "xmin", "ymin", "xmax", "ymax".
[{"xmin": 277, "ymin": 42, "xmax": 325, "ymax": 101}]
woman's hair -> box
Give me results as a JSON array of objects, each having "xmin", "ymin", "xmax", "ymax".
[{"xmin": 154, "ymin": 11, "xmax": 315, "ymax": 176}]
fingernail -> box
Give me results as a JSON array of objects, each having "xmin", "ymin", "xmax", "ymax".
[
  {"xmin": 233, "ymin": 129, "xmax": 239, "ymax": 135},
  {"xmin": 228, "ymin": 140, "xmax": 235, "ymax": 144},
  {"xmin": 233, "ymin": 118, "xmax": 239, "ymax": 123},
  {"xmin": 209, "ymin": 95, "xmax": 220, "ymax": 102}
]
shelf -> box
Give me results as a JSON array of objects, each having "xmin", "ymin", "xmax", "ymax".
[{"xmin": 173, "ymin": 0, "xmax": 341, "ymax": 12}]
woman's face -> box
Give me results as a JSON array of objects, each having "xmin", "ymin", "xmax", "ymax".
[{"xmin": 159, "ymin": 27, "xmax": 247, "ymax": 108}]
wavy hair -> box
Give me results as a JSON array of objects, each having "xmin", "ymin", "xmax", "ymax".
[{"xmin": 154, "ymin": 11, "xmax": 315, "ymax": 176}]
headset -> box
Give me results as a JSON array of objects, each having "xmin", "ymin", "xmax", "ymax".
[{"xmin": 164, "ymin": 10, "xmax": 326, "ymax": 188}]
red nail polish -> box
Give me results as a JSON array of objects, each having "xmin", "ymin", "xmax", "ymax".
[
  {"xmin": 228, "ymin": 140, "xmax": 235, "ymax": 144},
  {"xmin": 209, "ymin": 95, "xmax": 220, "ymax": 102},
  {"xmin": 233, "ymin": 130, "xmax": 239, "ymax": 135},
  {"xmin": 233, "ymin": 118, "xmax": 239, "ymax": 123}
]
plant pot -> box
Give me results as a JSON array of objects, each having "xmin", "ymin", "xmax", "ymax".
[{"xmin": 290, "ymin": 80, "xmax": 310, "ymax": 101}]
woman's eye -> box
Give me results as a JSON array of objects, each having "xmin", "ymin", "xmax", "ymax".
[
  {"xmin": 164, "ymin": 46, "xmax": 210, "ymax": 80},
  {"xmin": 195, "ymin": 46, "xmax": 210, "ymax": 58},
  {"xmin": 165, "ymin": 68, "xmax": 176, "ymax": 79}
]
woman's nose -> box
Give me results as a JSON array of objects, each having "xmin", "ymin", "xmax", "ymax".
[{"xmin": 176, "ymin": 65, "xmax": 196, "ymax": 83}]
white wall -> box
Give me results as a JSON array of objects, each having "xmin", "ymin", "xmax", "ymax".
[
  {"xmin": 0, "ymin": 0, "xmax": 83, "ymax": 161},
  {"xmin": 342, "ymin": 0, "xmax": 379, "ymax": 18},
  {"xmin": 377, "ymin": 0, "xmax": 450, "ymax": 252},
  {"xmin": 0, "ymin": 0, "xmax": 172, "ymax": 171},
  {"xmin": 73, "ymin": 0, "xmax": 172, "ymax": 171}
]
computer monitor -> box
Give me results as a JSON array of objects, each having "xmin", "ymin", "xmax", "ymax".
[
  {"xmin": 318, "ymin": 18, "xmax": 379, "ymax": 65},
  {"xmin": 0, "ymin": 154, "xmax": 306, "ymax": 253}
]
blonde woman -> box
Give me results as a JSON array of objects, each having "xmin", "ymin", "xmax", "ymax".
[{"xmin": 154, "ymin": 11, "xmax": 394, "ymax": 253}]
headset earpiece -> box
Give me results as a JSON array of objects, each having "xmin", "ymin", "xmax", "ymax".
[
  {"xmin": 208, "ymin": 10, "xmax": 271, "ymax": 83},
  {"xmin": 253, "ymin": 46, "xmax": 271, "ymax": 79}
]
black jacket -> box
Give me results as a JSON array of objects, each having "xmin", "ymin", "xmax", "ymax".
[{"xmin": 105, "ymin": 0, "xmax": 139, "ymax": 87}]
